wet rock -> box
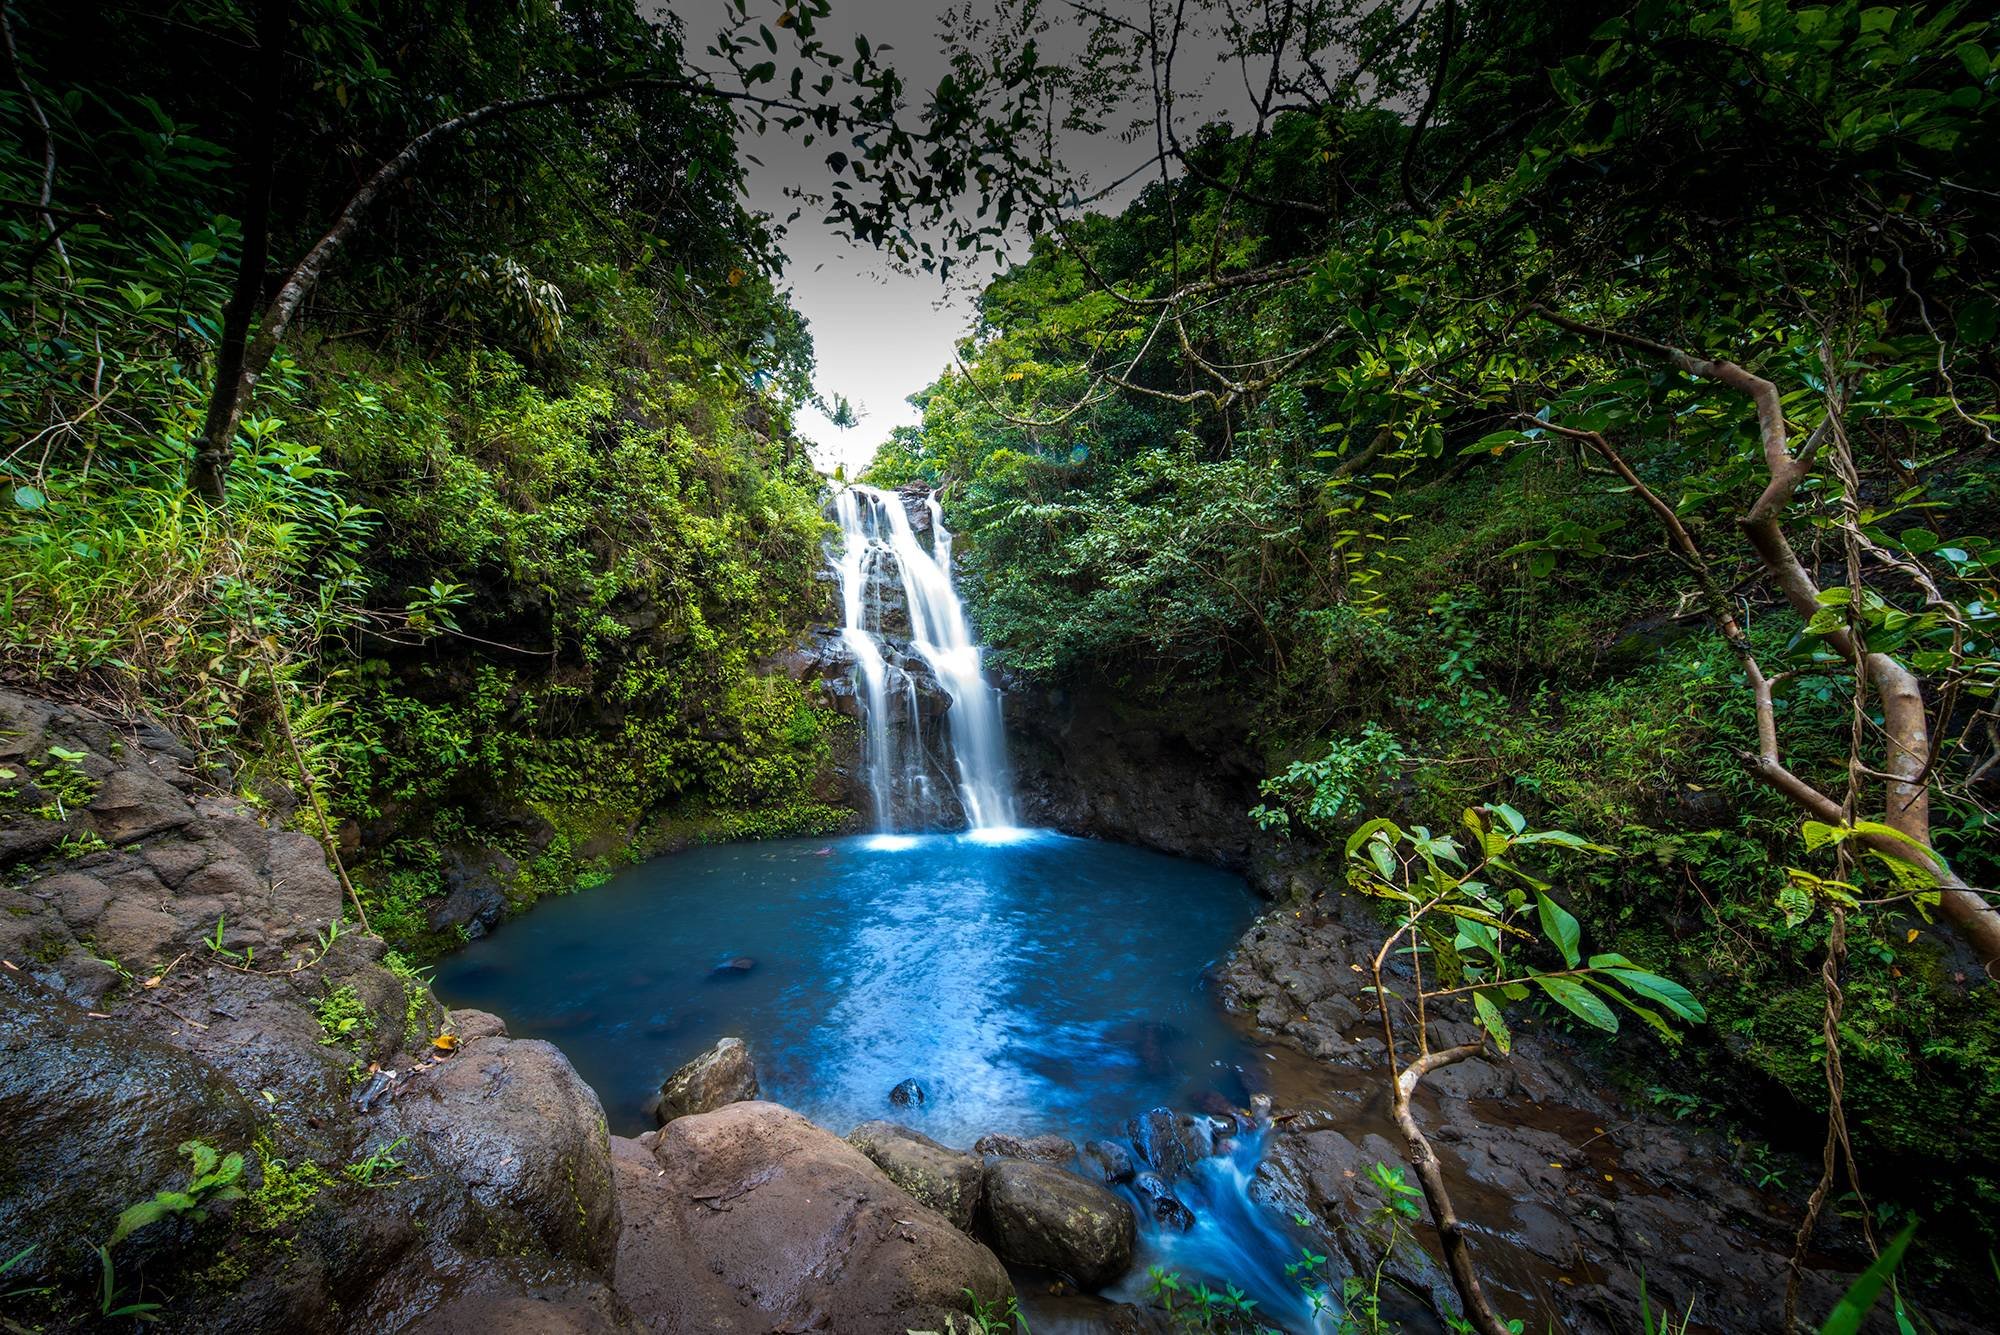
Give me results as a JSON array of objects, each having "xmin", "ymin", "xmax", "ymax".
[
  {"xmin": 980, "ymin": 1157, "xmax": 1137, "ymax": 1290},
  {"xmin": 613, "ymin": 1104, "xmax": 1012, "ymax": 1332},
  {"xmin": 655, "ymin": 1036, "xmax": 759, "ymax": 1123},
  {"xmin": 708, "ymin": 955, "xmax": 756, "ymax": 977},
  {"xmin": 976, "ymin": 1131, "xmax": 1078, "ymax": 1165},
  {"xmin": 1083, "ymin": 1139, "xmax": 1136, "ymax": 1185},
  {"xmin": 889, "ymin": 1076, "xmax": 927, "ymax": 1106},
  {"xmin": 1133, "ymin": 1171, "xmax": 1196, "ymax": 1232},
  {"xmin": 382, "ymin": 1033, "xmax": 619, "ymax": 1271},
  {"xmin": 0, "ymin": 968, "xmax": 262, "ymax": 1289},
  {"xmin": 1126, "ymin": 1107, "xmax": 1194, "ymax": 1181},
  {"xmin": 847, "ymin": 1119, "xmax": 984, "ymax": 1233},
  {"xmin": 427, "ymin": 877, "xmax": 506, "ymax": 940}
]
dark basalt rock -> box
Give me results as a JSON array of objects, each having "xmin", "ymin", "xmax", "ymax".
[
  {"xmin": 0, "ymin": 967, "xmax": 263, "ymax": 1290},
  {"xmin": 1083, "ymin": 1138, "xmax": 1136, "ymax": 1185},
  {"xmin": 1133, "ymin": 1171, "xmax": 1196, "ymax": 1232},
  {"xmin": 889, "ymin": 1076, "xmax": 926, "ymax": 1106},
  {"xmin": 1126, "ymin": 1106, "xmax": 1194, "ymax": 1181}
]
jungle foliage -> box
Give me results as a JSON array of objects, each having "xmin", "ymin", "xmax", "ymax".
[
  {"xmin": 873, "ymin": 0, "xmax": 2000, "ymax": 1311},
  {"xmin": 1, "ymin": 0, "xmax": 850, "ymax": 947}
]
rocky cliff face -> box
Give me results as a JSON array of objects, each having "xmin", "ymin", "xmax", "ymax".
[{"xmin": 1003, "ymin": 679, "xmax": 1318, "ymax": 897}]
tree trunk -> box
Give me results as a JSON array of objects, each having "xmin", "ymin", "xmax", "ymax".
[
  {"xmin": 1392, "ymin": 1043, "xmax": 1513, "ymax": 1335},
  {"xmin": 191, "ymin": 0, "xmax": 288, "ymax": 503}
]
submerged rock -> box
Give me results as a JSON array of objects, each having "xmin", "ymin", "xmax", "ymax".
[
  {"xmin": 888, "ymin": 1076, "xmax": 926, "ymax": 1106},
  {"xmin": 975, "ymin": 1130, "xmax": 1077, "ymax": 1165},
  {"xmin": 709, "ymin": 955, "xmax": 756, "ymax": 977},
  {"xmin": 654, "ymin": 1036, "xmax": 759, "ymax": 1124},
  {"xmin": 613, "ymin": 1102, "xmax": 1012, "ymax": 1332},
  {"xmin": 847, "ymin": 1119, "xmax": 984, "ymax": 1233},
  {"xmin": 980, "ymin": 1157, "xmax": 1136, "ymax": 1290}
]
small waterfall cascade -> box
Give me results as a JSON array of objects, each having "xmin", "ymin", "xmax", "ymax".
[{"xmin": 829, "ymin": 484, "xmax": 1018, "ymax": 833}]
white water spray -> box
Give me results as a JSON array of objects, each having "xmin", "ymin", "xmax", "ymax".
[{"xmin": 829, "ymin": 484, "xmax": 1018, "ymax": 832}]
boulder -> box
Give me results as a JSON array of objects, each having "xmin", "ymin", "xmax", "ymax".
[
  {"xmin": 612, "ymin": 1104, "xmax": 1012, "ymax": 1332},
  {"xmin": 888, "ymin": 1076, "xmax": 926, "ymax": 1106},
  {"xmin": 975, "ymin": 1130, "xmax": 1077, "ymax": 1165},
  {"xmin": 655, "ymin": 1036, "xmax": 758, "ymax": 1123},
  {"xmin": 381, "ymin": 1034, "xmax": 619, "ymax": 1270},
  {"xmin": 1126, "ymin": 1106, "xmax": 1203, "ymax": 1181},
  {"xmin": 847, "ymin": 1119, "xmax": 984, "ymax": 1233},
  {"xmin": 980, "ymin": 1157, "xmax": 1136, "ymax": 1290}
]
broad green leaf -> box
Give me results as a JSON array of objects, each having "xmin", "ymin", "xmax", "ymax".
[
  {"xmin": 1471, "ymin": 989, "xmax": 1512, "ymax": 1054},
  {"xmin": 1534, "ymin": 974, "xmax": 1618, "ymax": 1032},
  {"xmin": 1536, "ymin": 892, "xmax": 1581, "ymax": 968},
  {"xmin": 1345, "ymin": 817, "xmax": 1401, "ymax": 862},
  {"xmin": 10, "ymin": 485, "xmax": 44, "ymax": 510},
  {"xmin": 1817, "ymin": 1221, "xmax": 1915, "ymax": 1335},
  {"xmin": 1602, "ymin": 968, "xmax": 1706, "ymax": 1022}
]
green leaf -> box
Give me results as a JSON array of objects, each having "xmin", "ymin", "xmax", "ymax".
[
  {"xmin": 1472, "ymin": 989, "xmax": 1512, "ymax": 1055},
  {"xmin": 11, "ymin": 485, "xmax": 45, "ymax": 510},
  {"xmin": 1817, "ymin": 1221, "xmax": 1915, "ymax": 1335},
  {"xmin": 1536, "ymin": 892, "xmax": 1581, "ymax": 968},
  {"xmin": 1602, "ymin": 968, "xmax": 1706, "ymax": 1022},
  {"xmin": 1345, "ymin": 817, "xmax": 1401, "ymax": 861},
  {"xmin": 1534, "ymin": 975, "xmax": 1618, "ymax": 1032}
]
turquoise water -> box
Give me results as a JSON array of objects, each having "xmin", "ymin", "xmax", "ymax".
[{"xmin": 433, "ymin": 830, "xmax": 1261, "ymax": 1143}]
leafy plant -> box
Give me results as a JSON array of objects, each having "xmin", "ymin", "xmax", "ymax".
[
  {"xmin": 1340, "ymin": 805, "xmax": 1704, "ymax": 1334},
  {"xmin": 314, "ymin": 985, "xmax": 373, "ymax": 1048},
  {"xmin": 344, "ymin": 1137, "xmax": 409, "ymax": 1187},
  {"xmin": 107, "ymin": 1139, "xmax": 247, "ymax": 1248}
]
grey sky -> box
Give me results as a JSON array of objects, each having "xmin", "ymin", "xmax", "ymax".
[{"xmin": 657, "ymin": 1, "xmax": 1267, "ymax": 475}]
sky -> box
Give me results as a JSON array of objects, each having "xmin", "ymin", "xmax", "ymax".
[{"xmin": 659, "ymin": 1, "xmax": 999, "ymax": 476}]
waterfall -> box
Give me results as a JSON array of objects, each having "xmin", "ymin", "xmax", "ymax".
[{"xmin": 829, "ymin": 484, "xmax": 1018, "ymax": 833}]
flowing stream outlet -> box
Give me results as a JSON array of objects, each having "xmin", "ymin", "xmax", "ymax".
[{"xmin": 831, "ymin": 484, "xmax": 1020, "ymax": 836}]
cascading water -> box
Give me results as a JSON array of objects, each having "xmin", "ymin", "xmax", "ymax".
[{"xmin": 830, "ymin": 484, "xmax": 1018, "ymax": 833}]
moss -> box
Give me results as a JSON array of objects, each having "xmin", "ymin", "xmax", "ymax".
[
  {"xmin": 246, "ymin": 1141, "xmax": 333, "ymax": 1243},
  {"xmin": 314, "ymin": 986, "xmax": 373, "ymax": 1050}
]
